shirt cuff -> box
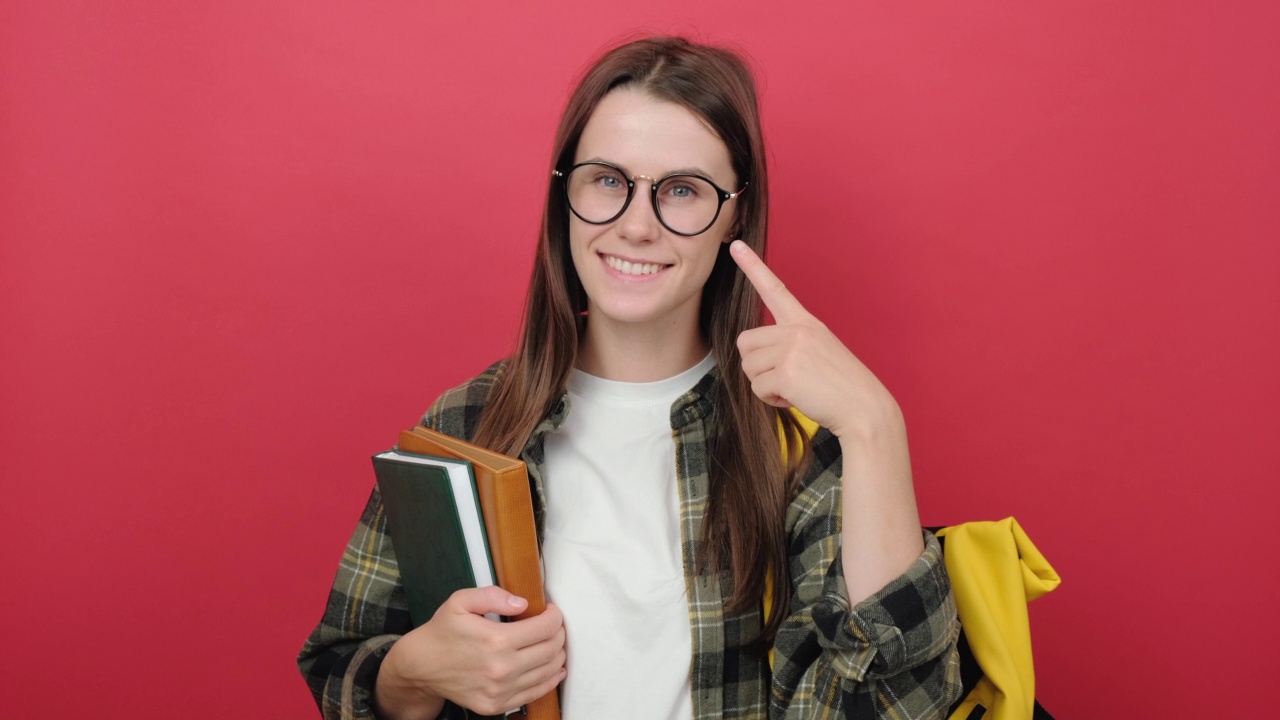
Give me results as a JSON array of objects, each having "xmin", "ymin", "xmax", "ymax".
[{"xmin": 812, "ymin": 530, "xmax": 958, "ymax": 682}]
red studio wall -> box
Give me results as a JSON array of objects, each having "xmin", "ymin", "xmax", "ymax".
[{"xmin": 2, "ymin": 2, "xmax": 1276, "ymax": 717}]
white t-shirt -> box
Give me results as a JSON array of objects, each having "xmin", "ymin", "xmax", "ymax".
[{"xmin": 542, "ymin": 354, "xmax": 715, "ymax": 720}]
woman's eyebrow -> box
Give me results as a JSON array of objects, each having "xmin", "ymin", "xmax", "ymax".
[
  {"xmin": 666, "ymin": 165, "xmax": 716, "ymax": 178},
  {"xmin": 579, "ymin": 157, "xmax": 718, "ymax": 179}
]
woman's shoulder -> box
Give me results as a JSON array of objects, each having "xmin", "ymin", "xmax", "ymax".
[{"xmin": 418, "ymin": 358, "xmax": 508, "ymax": 437}]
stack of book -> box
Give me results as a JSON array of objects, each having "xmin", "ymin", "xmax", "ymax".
[{"xmin": 373, "ymin": 426, "xmax": 559, "ymax": 720}]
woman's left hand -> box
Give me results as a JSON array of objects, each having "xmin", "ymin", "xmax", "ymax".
[
  {"xmin": 730, "ymin": 240, "xmax": 901, "ymax": 441},
  {"xmin": 731, "ymin": 240, "xmax": 923, "ymax": 601}
]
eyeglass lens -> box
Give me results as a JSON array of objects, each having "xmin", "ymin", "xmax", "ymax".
[{"xmin": 564, "ymin": 164, "xmax": 724, "ymax": 236}]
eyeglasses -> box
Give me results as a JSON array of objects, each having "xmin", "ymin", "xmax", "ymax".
[{"xmin": 552, "ymin": 161, "xmax": 747, "ymax": 237}]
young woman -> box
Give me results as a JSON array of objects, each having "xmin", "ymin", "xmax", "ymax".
[{"xmin": 299, "ymin": 36, "xmax": 960, "ymax": 720}]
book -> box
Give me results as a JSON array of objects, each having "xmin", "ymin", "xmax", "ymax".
[
  {"xmin": 396, "ymin": 426, "xmax": 559, "ymax": 720},
  {"xmin": 371, "ymin": 450, "xmax": 499, "ymax": 626},
  {"xmin": 396, "ymin": 426, "xmax": 548, "ymax": 622}
]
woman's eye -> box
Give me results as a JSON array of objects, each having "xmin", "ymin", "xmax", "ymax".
[
  {"xmin": 664, "ymin": 182, "xmax": 698, "ymax": 199},
  {"xmin": 595, "ymin": 174, "xmax": 624, "ymax": 190}
]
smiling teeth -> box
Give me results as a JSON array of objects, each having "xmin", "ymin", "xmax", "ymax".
[{"xmin": 606, "ymin": 255, "xmax": 664, "ymax": 276}]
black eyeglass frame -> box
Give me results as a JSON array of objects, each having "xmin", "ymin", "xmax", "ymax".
[{"xmin": 552, "ymin": 160, "xmax": 748, "ymax": 237}]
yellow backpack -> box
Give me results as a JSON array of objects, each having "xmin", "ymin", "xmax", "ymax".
[{"xmin": 932, "ymin": 519, "xmax": 1060, "ymax": 720}]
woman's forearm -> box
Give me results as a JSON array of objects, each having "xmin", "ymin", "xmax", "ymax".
[{"xmin": 837, "ymin": 402, "xmax": 924, "ymax": 605}]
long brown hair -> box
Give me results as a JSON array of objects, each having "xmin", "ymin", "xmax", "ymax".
[{"xmin": 472, "ymin": 36, "xmax": 811, "ymax": 648}]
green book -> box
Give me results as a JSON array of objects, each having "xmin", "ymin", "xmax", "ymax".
[{"xmin": 372, "ymin": 449, "xmax": 498, "ymax": 627}]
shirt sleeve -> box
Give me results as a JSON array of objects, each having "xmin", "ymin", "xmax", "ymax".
[
  {"xmin": 295, "ymin": 483, "xmax": 410, "ymax": 719},
  {"xmin": 770, "ymin": 428, "xmax": 962, "ymax": 719},
  {"xmin": 296, "ymin": 378, "xmax": 493, "ymax": 720},
  {"xmin": 297, "ymin": 481, "xmax": 482, "ymax": 720}
]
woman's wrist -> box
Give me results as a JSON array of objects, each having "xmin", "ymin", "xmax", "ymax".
[
  {"xmin": 827, "ymin": 391, "xmax": 906, "ymax": 447},
  {"xmin": 373, "ymin": 639, "xmax": 446, "ymax": 720}
]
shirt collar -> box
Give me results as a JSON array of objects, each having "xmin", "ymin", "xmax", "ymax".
[
  {"xmin": 670, "ymin": 363, "xmax": 719, "ymax": 430},
  {"xmin": 521, "ymin": 363, "xmax": 720, "ymax": 458}
]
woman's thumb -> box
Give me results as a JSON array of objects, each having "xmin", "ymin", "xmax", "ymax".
[{"xmin": 453, "ymin": 585, "xmax": 527, "ymax": 616}]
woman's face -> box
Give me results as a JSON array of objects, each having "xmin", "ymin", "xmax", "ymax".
[{"xmin": 568, "ymin": 88, "xmax": 739, "ymax": 339}]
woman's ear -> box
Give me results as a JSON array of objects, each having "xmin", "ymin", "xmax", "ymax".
[{"xmin": 723, "ymin": 225, "xmax": 740, "ymax": 243}]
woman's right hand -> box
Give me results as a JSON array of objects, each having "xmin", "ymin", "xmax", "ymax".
[{"xmin": 374, "ymin": 586, "xmax": 568, "ymax": 720}]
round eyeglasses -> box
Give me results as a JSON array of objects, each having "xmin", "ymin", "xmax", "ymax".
[{"xmin": 553, "ymin": 161, "xmax": 747, "ymax": 237}]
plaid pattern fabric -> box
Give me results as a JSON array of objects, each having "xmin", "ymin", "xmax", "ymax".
[{"xmin": 298, "ymin": 362, "xmax": 961, "ymax": 719}]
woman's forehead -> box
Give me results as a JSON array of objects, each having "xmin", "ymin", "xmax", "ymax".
[{"xmin": 575, "ymin": 89, "xmax": 735, "ymax": 182}]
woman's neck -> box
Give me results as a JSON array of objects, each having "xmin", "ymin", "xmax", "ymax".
[{"xmin": 577, "ymin": 317, "xmax": 710, "ymax": 382}]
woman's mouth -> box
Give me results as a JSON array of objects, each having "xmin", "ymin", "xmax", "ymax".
[{"xmin": 602, "ymin": 253, "xmax": 669, "ymax": 277}]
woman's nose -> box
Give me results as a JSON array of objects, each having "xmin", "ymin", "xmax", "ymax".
[{"xmin": 615, "ymin": 179, "xmax": 662, "ymax": 242}]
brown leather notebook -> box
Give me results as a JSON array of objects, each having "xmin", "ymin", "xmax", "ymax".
[{"xmin": 396, "ymin": 426, "xmax": 559, "ymax": 720}]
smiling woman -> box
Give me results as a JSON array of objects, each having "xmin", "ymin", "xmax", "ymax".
[
  {"xmin": 298, "ymin": 36, "xmax": 959, "ymax": 720},
  {"xmin": 566, "ymin": 89, "xmax": 738, "ymax": 377}
]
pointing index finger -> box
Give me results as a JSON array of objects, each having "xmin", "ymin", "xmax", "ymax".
[{"xmin": 730, "ymin": 240, "xmax": 806, "ymax": 322}]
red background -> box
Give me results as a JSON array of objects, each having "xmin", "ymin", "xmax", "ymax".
[{"xmin": 2, "ymin": 2, "xmax": 1277, "ymax": 717}]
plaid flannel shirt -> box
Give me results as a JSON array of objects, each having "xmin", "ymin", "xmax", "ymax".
[{"xmin": 298, "ymin": 362, "xmax": 961, "ymax": 719}]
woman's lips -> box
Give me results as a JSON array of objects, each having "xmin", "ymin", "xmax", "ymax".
[{"xmin": 600, "ymin": 252, "xmax": 670, "ymax": 279}]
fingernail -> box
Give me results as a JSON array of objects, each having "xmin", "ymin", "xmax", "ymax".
[{"xmin": 508, "ymin": 595, "xmax": 527, "ymax": 609}]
